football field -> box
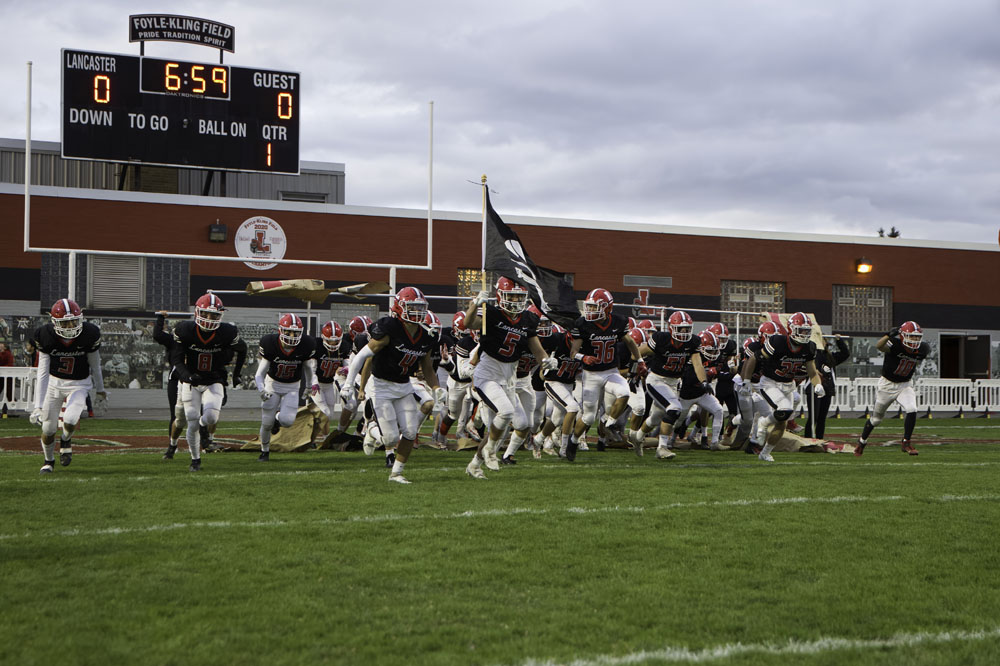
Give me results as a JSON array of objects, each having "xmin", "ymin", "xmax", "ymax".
[{"xmin": 2, "ymin": 418, "xmax": 1000, "ymax": 666}]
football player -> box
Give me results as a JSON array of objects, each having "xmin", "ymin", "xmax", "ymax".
[
  {"xmin": 803, "ymin": 334, "xmax": 851, "ymax": 439},
  {"xmin": 856, "ymin": 321, "xmax": 929, "ymax": 456},
  {"xmin": 665, "ymin": 330, "xmax": 727, "ymax": 451},
  {"xmin": 168, "ymin": 293, "xmax": 243, "ymax": 470},
  {"xmin": 630, "ymin": 310, "xmax": 703, "ymax": 459},
  {"xmin": 462, "ymin": 277, "xmax": 557, "ymax": 478},
  {"xmin": 434, "ymin": 311, "xmax": 478, "ymax": 446},
  {"xmin": 152, "ymin": 310, "xmax": 185, "ymax": 457},
  {"xmin": 340, "ymin": 287, "xmax": 445, "ymax": 484},
  {"xmin": 255, "ymin": 313, "xmax": 316, "ymax": 461},
  {"xmin": 738, "ymin": 312, "xmax": 824, "ymax": 462},
  {"xmin": 533, "ymin": 322, "xmax": 579, "ymax": 456},
  {"xmin": 566, "ymin": 288, "xmax": 645, "ymax": 461},
  {"xmin": 622, "ymin": 326, "xmax": 649, "ymax": 450},
  {"xmin": 30, "ymin": 299, "xmax": 106, "ymax": 474},
  {"xmin": 310, "ymin": 320, "xmax": 350, "ymax": 441}
]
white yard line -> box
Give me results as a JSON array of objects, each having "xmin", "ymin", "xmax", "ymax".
[
  {"xmin": 513, "ymin": 626, "xmax": 1000, "ymax": 665},
  {"xmin": 2, "ymin": 493, "xmax": 998, "ymax": 542}
]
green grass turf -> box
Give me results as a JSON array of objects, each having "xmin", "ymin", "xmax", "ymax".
[{"xmin": 2, "ymin": 418, "xmax": 999, "ymax": 665}]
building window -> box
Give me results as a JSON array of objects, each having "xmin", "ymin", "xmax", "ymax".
[
  {"xmin": 720, "ymin": 280, "xmax": 785, "ymax": 328},
  {"xmin": 624, "ymin": 275, "xmax": 672, "ymax": 289},
  {"xmin": 457, "ymin": 268, "xmax": 501, "ymax": 299},
  {"xmin": 88, "ymin": 255, "xmax": 146, "ymax": 310},
  {"xmin": 279, "ymin": 191, "xmax": 328, "ymax": 203},
  {"xmin": 832, "ymin": 284, "xmax": 892, "ymax": 333}
]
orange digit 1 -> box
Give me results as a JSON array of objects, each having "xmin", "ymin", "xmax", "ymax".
[{"xmin": 267, "ymin": 142, "xmax": 272, "ymax": 167}]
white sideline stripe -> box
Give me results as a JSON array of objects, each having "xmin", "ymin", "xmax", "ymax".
[
  {"xmin": 515, "ymin": 626, "xmax": 1000, "ymax": 666},
  {"xmin": 3, "ymin": 493, "xmax": 999, "ymax": 542}
]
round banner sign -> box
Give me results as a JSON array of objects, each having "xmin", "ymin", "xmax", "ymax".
[{"xmin": 234, "ymin": 216, "xmax": 286, "ymax": 270}]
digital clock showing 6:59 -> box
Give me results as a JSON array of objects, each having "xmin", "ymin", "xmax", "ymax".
[{"xmin": 61, "ymin": 48, "xmax": 300, "ymax": 174}]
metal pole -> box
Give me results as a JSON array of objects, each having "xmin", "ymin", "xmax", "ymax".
[
  {"xmin": 427, "ymin": 101, "xmax": 433, "ymax": 270},
  {"xmin": 67, "ymin": 251, "xmax": 76, "ymax": 301},
  {"xmin": 23, "ymin": 62, "xmax": 31, "ymax": 253}
]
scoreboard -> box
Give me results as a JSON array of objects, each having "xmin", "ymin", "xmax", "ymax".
[{"xmin": 61, "ymin": 48, "xmax": 300, "ymax": 174}]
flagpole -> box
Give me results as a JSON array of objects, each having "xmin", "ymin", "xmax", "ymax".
[{"xmin": 480, "ymin": 174, "xmax": 488, "ymax": 336}]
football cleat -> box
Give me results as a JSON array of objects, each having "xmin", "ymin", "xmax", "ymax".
[
  {"xmin": 501, "ymin": 455, "xmax": 517, "ymax": 465},
  {"xmin": 39, "ymin": 461, "xmax": 55, "ymax": 475},
  {"xmin": 482, "ymin": 445, "xmax": 500, "ymax": 471},
  {"xmin": 465, "ymin": 461, "xmax": 487, "ymax": 479},
  {"xmin": 901, "ymin": 441, "xmax": 919, "ymax": 456},
  {"xmin": 655, "ymin": 446, "xmax": 676, "ymax": 460},
  {"xmin": 565, "ymin": 438, "xmax": 578, "ymax": 462},
  {"xmin": 542, "ymin": 439, "xmax": 559, "ymax": 457},
  {"xmin": 257, "ymin": 451, "xmax": 270, "ymax": 462},
  {"xmin": 203, "ymin": 440, "xmax": 225, "ymax": 453},
  {"xmin": 163, "ymin": 444, "xmax": 177, "ymax": 460},
  {"xmin": 59, "ymin": 452, "xmax": 72, "ymax": 467},
  {"xmin": 854, "ymin": 437, "xmax": 867, "ymax": 457},
  {"xmin": 385, "ymin": 451, "xmax": 396, "ymax": 468},
  {"xmin": 758, "ymin": 451, "xmax": 775, "ymax": 462},
  {"xmin": 388, "ymin": 473, "xmax": 412, "ymax": 485},
  {"xmin": 189, "ymin": 458, "xmax": 202, "ymax": 472},
  {"xmin": 745, "ymin": 440, "xmax": 761, "ymax": 455}
]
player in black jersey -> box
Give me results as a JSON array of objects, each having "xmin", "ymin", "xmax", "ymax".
[
  {"xmin": 803, "ymin": 334, "xmax": 850, "ymax": 439},
  {"xmin": 856, "ymin": 321, "xmax": 930, "ymax": 456},
  {"xmin": 30, "ymin": 299, "xmax": 106, "ymax": 474},
  {"xmin": 434, "ymin": 311, "xmax": 478, "ymax": 446},
  {"xmin": 629, "ymin": 310, "xmax": 702, "ymax": 459},
  {"xmin": 533, "ymin": 322, "xmax": 581, "ymax": 456},
  {"xmin": 310, "ymin": 320, "xmax": 349, "ymax": 442},
  {"xmin": 340, "ymin": 287, "xmax": 444, "ymax": 484},
  {"xmin": 461, "ymin": 277, "xmax": 557, "ymax": 478},
  {"xmin": 565, "ymin": 288, "xmax": 644, "ymax": 461},
  {"xmin": 620, "ymin": 327, "xmax": 649, "ymax": 451},
  {"xmin": 169, "ymin": 293, "xmax": 243, "ymax": 471},
  {"xmin": 254, "ymin": 313, "xmax": 316, "ymax": 461},
  {"xmin": 152, "ymin": 310, "xmax": 184, "ymax": 455},
  {"xmin": 739, "ymin": 313, "xmax": 824, "ymax": 462}
]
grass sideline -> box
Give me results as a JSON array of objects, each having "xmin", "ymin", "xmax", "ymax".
[{"xmin": 2, "ymin": 418, "xmax": 999, "ymax": 665}]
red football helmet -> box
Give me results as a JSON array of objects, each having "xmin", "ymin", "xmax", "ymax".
[
  {"xmin": 278, "ymin": 313, "xmax": 304, "ymax": 346},
  {"xmin": 629, "ymin": 327, "xmax": 647, "ymax": 347},
  {"xmin": 391, "ymin": 287, "xmax": 428, "ymax": 324},
  {"xmin": 758, "ymin": 321, "xmax": 778, "ymax": 343},
  {"xmin": 638, "ymin": 319, "xmax": 656, "ymax": 332},
  {"xmin": 707, "ymin": 322, "xmax": 729, "ymax": 347},
  {"xmin": 583, "ymin": 288, "xmax": 613, "ymax": 321},
  {"xmin": 495, "ymin": 277, "xmax": 529, "ymax": 315},
  {"xmin": 320, "ymin": 320, "xmax": 343, "ymax": 352},
  {"xmin": 194, "ymin": 293, "xmax": 224, "ymax": 331},
  {"xmin": 698, "ymin": 330, "xmax": 720, "ymax": 361},
  {"xmin": 668, "ymin": 311, "xmax": 693, "ymax": 342},
  {"xmin": 552, "ymin": 323, "xmax": 566, "ymax": 336},
  {"xmin": 50, "ymin": 298, "xmax": 83, "ymax": 339},
  {"xmin": 527, "ymin": 305, "xmax": 552, "ymax": 337},
  {"xmin": 423, "ymin": 311, "xmax": 442, "ymax": 337},
  {"xmin": 347, "ymin": 315, "xmax": 369, "ymax": 341},
  {"xmin": 627, "ymin": 317, "xmax": 638, "ymax": 330},
  {"xmin": 787, "ymin": 312, "xmax": 812, "ymax": 345},
  {"xmin": 452, "ymin": 311, "xmax": 468, "ymax": 333},
  {"xmin": 900, "ymin": 321, "xmax": 923, "ymax": 350}
]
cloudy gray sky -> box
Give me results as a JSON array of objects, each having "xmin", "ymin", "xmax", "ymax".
[{"xmin": 4, "ymin": 0, "xmax": 1000, "ymax": 243}]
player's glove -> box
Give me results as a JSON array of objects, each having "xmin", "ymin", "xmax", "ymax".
[
  {"xmin": 472, "ymin": 290, "xmax": 491, "ymax": 307},
  {"xmin": 582, "ymin": 355, "xmax": 599, "ymax": 366},
  {"xmin": 232, "ymin": 374, "xmax": 241, "ymax": 388},
  {"xmin": 259, "ymin": 390, "xmax": 273, "ymax": 402},
  {"xmin": 635, "ymin": 360, "xmax": 648, "ymax": 378},
  {"xmin": 732, "ymin": 374, "xmax": 744, "ymax": 389},
  {"xmin": 187, "ymin": 373, "xmax": 204, "ymax": 386},
  {"xmin": 310, "ymin": 383, "xmax": 320, "ymax": 395},
  {"xmin": 29, "ymin": 408, "xmax": 43, "ymax": 426},
  {"xmin": 339, "ymin": 384, "xmax": 355, "ymax": 404},
  {"xmin": 701, "ymin": 381, "xmax": 715, "ymax": 396},
  {"xmin": 433, "ymin": 386, "xmax": 448, "ymax": 405},
  {"xmin": 541, "ymin": 356, "xmax": 559, "ymax": 373},
  {"xmin": 813, "ymin": 383, "xmax": 826, "ymax": 399},
  {"xmin": 886, "ymin": 327, "xmax": 900, "ymax": 338}
]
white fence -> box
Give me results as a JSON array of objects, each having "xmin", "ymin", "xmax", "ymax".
[{"xmin": 2, "ymin": 367, "xmax": 1000, "ymax": 415}]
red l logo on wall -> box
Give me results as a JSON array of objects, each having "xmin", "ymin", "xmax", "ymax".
[{"xmin": 632, "ymin": 289, "xmax": 656, "ymax": 316}]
